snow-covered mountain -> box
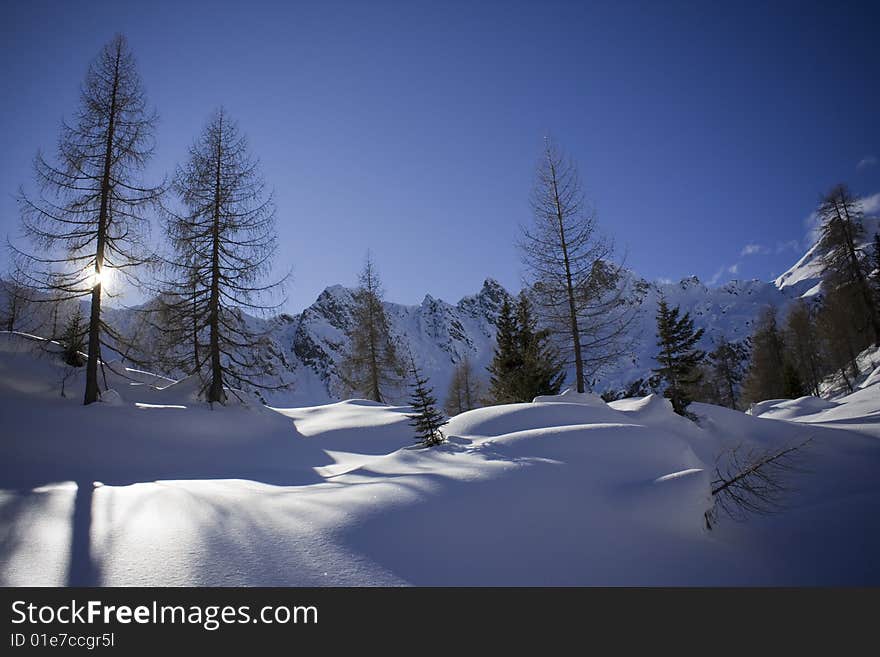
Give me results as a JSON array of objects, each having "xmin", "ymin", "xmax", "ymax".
[
  {"xmin": 264, "ymin": 279, "xmax": 511, "ymax": 406},
  {"xmin": 263, "ymin": 213, "xmax": 879, "ymax": 404},
  {"xmin": 774, "ymin": 214, "xmax": 880, "ymax": 299},
  {"xmin": 249, "ymin": 273, "xmax": 790, "ymax": 406},
  {"xmin": 5, "ymin": 217, "xmax": 878, "ymax": 406}
]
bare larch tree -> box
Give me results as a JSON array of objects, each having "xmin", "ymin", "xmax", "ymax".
[
  {"xmin": 444, "ymin": 355, "xmax": 482, "ymax": 416},
  {"xmin": 520, "ymin": 138, "xmax": 636, "ymax": 393},
  {"xmin": 340, "ymin": 253, "xmax": 405, "ymax": 403},
  {"xmin": 163, "ymin": 108, "xmax": 285, "ymax": 404},
  {"xmin": 12, "ymin": 34, "xmax": 160, "ymax": 404},
  {"xmin": 817, "ymin": 184, "xmax": 879, "ymax": 344}
]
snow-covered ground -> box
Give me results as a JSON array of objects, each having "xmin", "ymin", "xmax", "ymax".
[{"xmin": 1, "ymin": 332, "xmax": 879, "ymax": 586}]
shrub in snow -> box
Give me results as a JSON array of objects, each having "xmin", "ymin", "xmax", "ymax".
[{"xmin": 406, "ymin": 354, "xmax": 447, "ymax": 447}]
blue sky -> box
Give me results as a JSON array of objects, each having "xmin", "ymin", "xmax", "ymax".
[{"xmin": 1, "ymin": 0, "xmax": 878, "ymax": 312}]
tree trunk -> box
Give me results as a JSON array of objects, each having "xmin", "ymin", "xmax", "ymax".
[
  {"xmin": 838, "ymin": 201, "xmax": 880, "ymax": 343},
  {"xmin": 83, "ymin": 44, "xmax": 120, "ymax": 406},
  {"xmin": 192, "ymin": 278, "xmax": 200, "ymax": 374},
  {"xmin": 548, "ymin": 158, "xmax": 584, "ymax": 393},
  {"xmin": 726, "ymin": 374, "xmax": 736, "ymax": 410},
  {"xmin": 208, "ymin": 113, "xmax": 225, "ymax": 404},
  {"xmin": 367, "ymin": 293, "xmax": 382, "ymax": 403}
]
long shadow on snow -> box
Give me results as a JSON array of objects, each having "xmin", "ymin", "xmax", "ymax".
[{"xmin": 0, "ymin": 396, "xmax": 339, "ymax": 586}]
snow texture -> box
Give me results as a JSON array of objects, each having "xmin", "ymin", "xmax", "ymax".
[{"xmin": 2, "ymin": 332, "xmax": 879, "ymax": 586}]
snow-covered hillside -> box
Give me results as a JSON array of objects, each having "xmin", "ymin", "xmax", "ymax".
[{"xmin": 2, "ymin": 332, "xmax": 878, "ymax": 585}]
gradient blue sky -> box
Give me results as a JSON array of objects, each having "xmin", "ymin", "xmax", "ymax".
[{"xmin": 1, "ymin": 0, "xmax": 878, "ymax": 312}]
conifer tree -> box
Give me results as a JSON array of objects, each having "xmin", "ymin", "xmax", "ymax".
[
  {"xmin": 487, "ymin": 298, "xmax": 520, "ymax": 403},
  {"xmin": 406, "ymin": 353, "xmax": 447, "ymax": 447},
  {"xmin": 520, "ymin": 138, "xmax": 637, "ymax": 393},
  {"xmin": 706, "ymin": 335, "xmax": 749, "ymax": 409},
  {"xmin": 742, "ymin": 307, "xmax": 787, "ymax": 404},
  {"xmin": 653, "ymin": 298, "xmax": 705, "ymax": 417},
  {"xmin": 514, "ymin": 292, "xmax": 565, "ymax": 400},
  {"xmin": 60, "ymin": 308, "xmax": 87, "ymax": 368},
  {"xmin": 162, "ymin": 108, "xmax": 285, "ymax": 403},
  {"xmin": 817, "ymin": 283, "xmax": 863, "ymax": 393},
  {"xmin": 341, "ymin": 253, "xmax": 404, "ymax": 402},
  {"xmin": 13, "ymin": 35, "xmax": 161, "ymax": 404},
  {"xmin": 783, "ymin": 300, "xmax": 823, "ymax": 397},
  {"xmin": 816, "ymin": 184, "xmax": 879, "ymax": 344},
  {"xmin": 487, "ymin": 293, "xmax": 564, "ymax": 403},
  {"xmin": 444, "ymin": 355, "xmax": 482, "ymax": 416},
  {"xmin": 686, "ymin": 362, "xmax": 724, "ymax": 407},
  {"xmin": 782, "ymin": 361, "xmax": 805, "ymax": 399}
]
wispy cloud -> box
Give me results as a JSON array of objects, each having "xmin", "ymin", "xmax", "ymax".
[
  {"xmin": 775, "ymin": 239, "xmax": 801, "ymax": 254},
  {"xmin": 708, "ymin": 266, "xmax": 725, "ymax": 286},
  {"xmin": 728, "ymin": 263, "xmax": 739, "ymax": 274},
  {"xmin": 857, "ymin": 155, "xmax": 878, "ymax": 170},
  {"xmin": 656, "ymin": 277, "xmax": 673, "ymax": 285},
  {"xmin": 859, "ymin": 192, "xmax": 880, "ymax": 214},
  {"xmin": 740, "ymin": 243, "xmax": 769, "ymax": 256}
]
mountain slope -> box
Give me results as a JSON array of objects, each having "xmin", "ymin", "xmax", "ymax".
[{"xmin": 4, "ymin": 214, "xmax": 878, "ymax": 406}]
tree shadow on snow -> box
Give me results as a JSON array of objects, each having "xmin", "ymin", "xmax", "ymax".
[{"xmin": 0, "ymin": 399, "xmax": 344, "ymax": 586}]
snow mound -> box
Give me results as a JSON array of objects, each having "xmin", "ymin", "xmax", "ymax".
[
  {"xmin": 860, "ymin": 365, "xmax": 880, "ymax": 389},
  {"xmin": 445, "ymin": 397, "xmax": 627, "ymax": 439},
  {"xmin": 609, "ymin": 393, "xmax": 677, "ymax": 420},
  {"xmin": 532, "ymin": 387, "xmax": 606, "ymax": 406},
  {"xmin": 749, "ymin": 396, "xmax": 839, "ymax": 420}
]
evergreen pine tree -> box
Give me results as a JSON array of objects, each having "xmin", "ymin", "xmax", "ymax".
[
  {"xmin": 406, "ymin": 353, "xmax": 447, "ymax": 447},
  {"xmin": 653, "ymin": 298, "xmax": 705, "ymax": 417},
  {"xmin": 514, "ymin": 292, "xmax": 565, "ymax": 400},
  {"xmin": 486, "ymin": 298, "xmax": 521, "ymax": 403},
  {"xmin": 60, "ymin": 308, "xmax": 87, "ymax": 368},
  {"xmin": 487, "ymin": 293, "xmax": 564, "ymax": 403}
]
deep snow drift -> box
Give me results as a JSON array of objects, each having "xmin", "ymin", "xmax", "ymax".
[{"xmin": 1, "ymin": 332, "xmax": 879, "ymax": 586}]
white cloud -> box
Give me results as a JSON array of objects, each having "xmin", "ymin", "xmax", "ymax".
[
  {"xmin": 707, "ymin": 266, "xmax": 725, "ymax": 286},
  {"xmin": 740, "ymin": 243, "xmax": 769, "ymax": 256},
  {"xmin": 728, "ymin": 263, "xmax": 739, "ymax": 274},
  {"xmin": 858, "ymin": 192, "xmax": 880, "ymax": 215},
  {"xmin": 656, "ymin": 277, "xmax": 673, "ymax": 285},
  {"xmin": 775, "ymin": 239, "xmax": 801, "ymax": 254},
  {"xmin": 857, "ymin": 155, "xmax": 877, "ymax": 170}
]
